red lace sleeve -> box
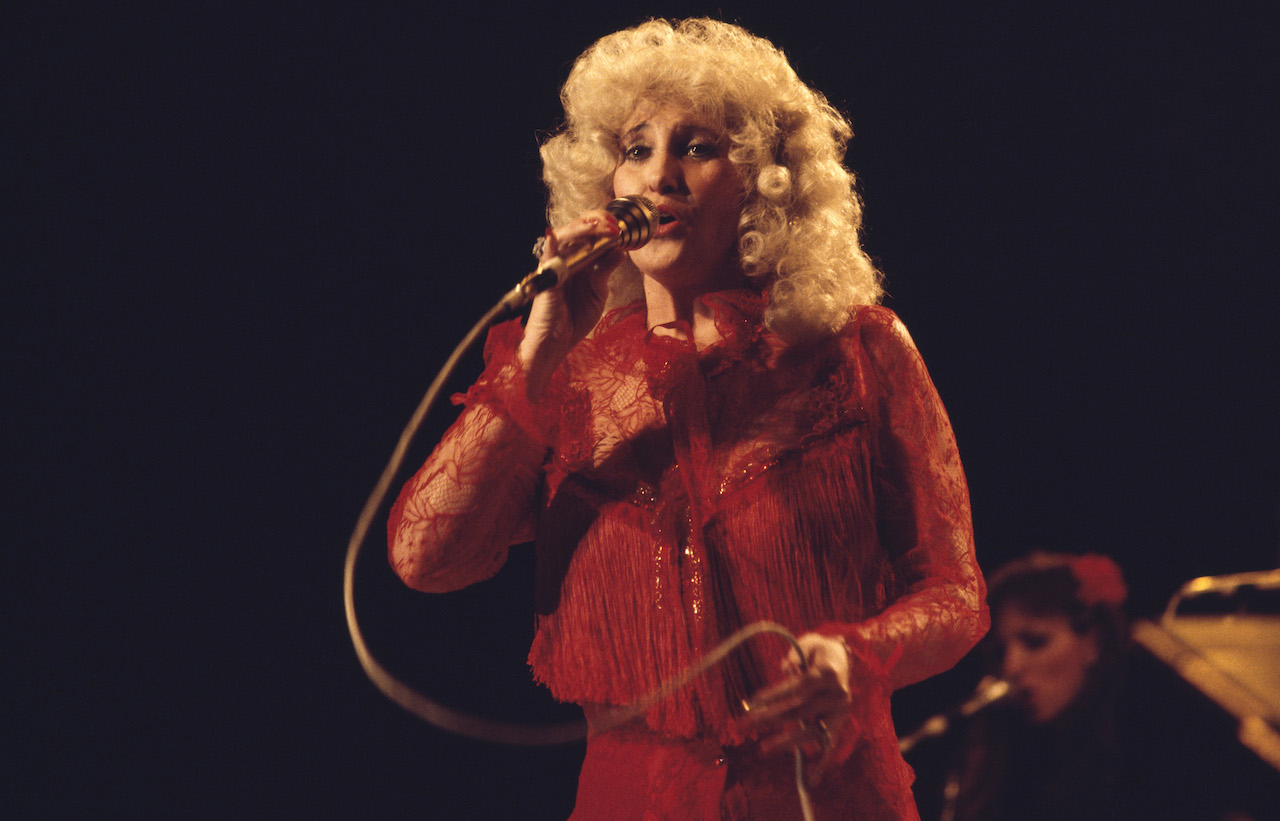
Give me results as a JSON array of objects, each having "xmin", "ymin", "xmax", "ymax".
[
  {"xmin": 818, "ymin": 307, "xmax": 988, "ymax": 691},
  {"xmin": 387, "ymin": 320, "xmax": 552, "ymax": 593}
]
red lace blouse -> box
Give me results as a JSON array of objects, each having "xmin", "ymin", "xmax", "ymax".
[{"xmin": 389, "ymin": 289, "xmax": 987, "ymax": 818}]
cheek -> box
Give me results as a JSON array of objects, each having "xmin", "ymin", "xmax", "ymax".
[
  {"xmin": 1041, "ymin": 642, "xmax": 1086, "ymax": 683},
  {"xmin": 1046, "ymin": 658, "xmax": 1088, "ymax": 699},
  {"xmin": 611, "ymin": 166, "xmax": 632, "ymax": 198},
  {"xmin": 704, "ymin": 184, "xmax": 744, "ymax": 238},
  {"xmin": 692, "ymin": 161, "xmax": 741, "ymax": 202},
  {"xmin": 1036, "ymin": 645, "xmax": 1093, "ymax": 714}
]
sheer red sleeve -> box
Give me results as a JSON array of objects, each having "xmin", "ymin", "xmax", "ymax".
[
  {"xmin": 387, "ymin": 319, "xmax": 553, "ymax": 593},
  {"xmin": 818, "ymin": 308, "xmax": 988, "ymax": 692}
]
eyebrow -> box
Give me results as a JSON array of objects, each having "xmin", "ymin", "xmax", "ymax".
[{"xmin": 622, "ymin": 122, "xmax": 722, "ymax": 141}]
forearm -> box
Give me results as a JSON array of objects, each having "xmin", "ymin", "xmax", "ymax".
[
  {"xmin": 827, "ymin": 307, "xmax": 988, "ymax": 690},
  {"xmin": 388, "ymin": 400, "xmax": 545, "ymax": 592},
  {"xmin": 820, "ymin": 556, "xmax": 986, "ymax": 692}
]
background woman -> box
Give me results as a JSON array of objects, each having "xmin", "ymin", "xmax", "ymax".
[
  {"xmin": 942, "ymin": 552, "xmax": 1132, "ymax": 820},
  {"xmin": 389, "ymin": 18, "xmax": 986, "ymax": 819}
]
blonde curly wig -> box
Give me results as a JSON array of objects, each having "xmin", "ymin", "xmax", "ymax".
[{"xmin": 540, "ymin": 18, "xmax": 883, "ymax": 342}]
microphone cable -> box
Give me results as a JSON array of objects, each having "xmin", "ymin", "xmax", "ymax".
[{"xmin": 343, "ymin": 266, "xmax": 817, "ymax": 820}]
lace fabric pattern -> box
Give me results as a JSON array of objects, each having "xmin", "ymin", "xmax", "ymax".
[{"xmin": 388, "ymin": 289, "xmax": 988, "ymax": 817}]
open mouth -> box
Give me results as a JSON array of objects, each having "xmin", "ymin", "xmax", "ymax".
[{"xmin": 657, "ymin": 213, "xmax": 677, "ymax": 225}]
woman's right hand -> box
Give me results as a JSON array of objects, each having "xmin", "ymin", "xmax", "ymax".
[{"xmin": 518, "ymin": 208, "xmax": 624, "ymax": 400}]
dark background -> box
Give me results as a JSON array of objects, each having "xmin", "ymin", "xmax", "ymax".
[{"xmin": 12, "ymin": 2, "xmax": 1278, "ymax": 818}]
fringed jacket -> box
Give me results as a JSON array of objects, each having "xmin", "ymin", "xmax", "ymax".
[{"xmin": 389, "ymin": 289, "xmax": 987, "ymax": 817}]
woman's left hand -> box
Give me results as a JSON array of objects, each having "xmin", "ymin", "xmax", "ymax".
[{"xmin": 741, "ymin": 632, "xmax": 855, "ymax": 785}]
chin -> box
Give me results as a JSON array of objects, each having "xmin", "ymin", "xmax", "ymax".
[
  {"xmin": 1031, "ymin": 699, "xmax": 1073, "ymax": 725},
  {"xmin": 1012, "ymin": 693, "xmax": 1053, "ymax": 725}
]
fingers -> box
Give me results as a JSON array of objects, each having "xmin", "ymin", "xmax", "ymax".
[
  {"xmin": 740, "ymin": 633, "xmax": 858, "ymax": 785},
  {"xmin": 806, "ymin": 719, "xmax": 843, "ymax": 787},
  {"xmin": 744, "ymin": 637, "xmax": 850, "ymax": 725},
  {"xmin": 743, "ymin": 670, "xmax": 849, "ymax": 760},
  {"xmin": 756, "ymin": 716, "xmax": 836, "ymax": 757},
  {"xmin": 752, "ymin": 708, "xmax": 852, "ymax": 788},
  {"xmin": 519, "ymin": 209, "xmax": 623, "ymax": 397},
  {"xmin": 743, "ymin": 672, "xmax": 848, "ymax": 727},
  {"xmin": 536, "ymin": 208, "xmax": 624, "ymax": 307},
  {"xmin": 541, "ymin": 209, "xmax": 621, "ymax": 264}
]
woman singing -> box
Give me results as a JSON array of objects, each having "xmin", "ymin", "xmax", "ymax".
[{"xmin": 389, "ymin": 18, "xmax": 987, "ymax": 819}]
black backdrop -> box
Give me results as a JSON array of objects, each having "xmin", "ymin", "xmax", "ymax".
[{"xmin": 12, "ymin": 2, "xmax": 1278, "ymax": 818}]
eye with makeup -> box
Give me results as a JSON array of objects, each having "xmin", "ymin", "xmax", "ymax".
[
  {"xmin": 1015, "ymin": 631, "xmax": 1049, "ymax": 651},
  {"xmin": 685, "ymin": 139, "xmax": 721, "ymax": 158},
  {"xmin": 620, "ymin": 143, "xmax": 649, "ymax": 162},
  {"xmin": 620, "ymin": 137, "xmax": 722, "ymax": 162}
]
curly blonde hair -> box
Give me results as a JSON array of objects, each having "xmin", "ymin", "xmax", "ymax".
[{"xmin": 540, "ymin": 18, "xmax": 883, "ymax": 342}]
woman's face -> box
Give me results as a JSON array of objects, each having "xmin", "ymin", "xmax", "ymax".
[
  {"xmin": 611, "ymin": 100, "xmax": 744, "ymax": 291},
  {"xmin": 995, "ymin": 603, "xmax": 1099, "ymax": 724}
]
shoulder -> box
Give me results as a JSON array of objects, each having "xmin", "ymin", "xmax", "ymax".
[
  {"xmin": 846, "ymin": 303, "xmax": 910, "ymax": 337},
  {"xmin": 840, "ymin": 305, "xmax": 922, "ymax": 363}
]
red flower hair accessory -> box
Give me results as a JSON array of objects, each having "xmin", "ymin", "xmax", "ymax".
[{"xmin": 1069, "ymin": 554, "xmax": 1128, "ymax": 607}]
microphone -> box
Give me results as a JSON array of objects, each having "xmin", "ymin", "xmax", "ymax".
[
  {"xmin": 500, "ymin": 196, "xmax": 657, "ymax": 313},
  {"xmin": 899, "ymin": 677, "xmax": 1011, "ymax": 753}
]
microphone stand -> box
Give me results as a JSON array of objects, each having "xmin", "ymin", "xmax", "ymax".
[{"xmin": 899, "ymin": 677, "xmax": 1010, "ymax": 754}]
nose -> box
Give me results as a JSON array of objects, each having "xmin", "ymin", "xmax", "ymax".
[
  {"xmin": 1001, "ymin": 644, "xmax": 1027, "ymax": 682},
  {"xmin": 645, "ymin": 150, "xmax": 684, "ymax": 195}
]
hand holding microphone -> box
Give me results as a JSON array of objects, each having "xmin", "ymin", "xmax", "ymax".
[
  {"xmin": 501, "ymin": 196, "xmax": 658, "ymax": 313},
  {"xmin": 509, "ymin": 196, "xmax": 657, "ymax": 401}
]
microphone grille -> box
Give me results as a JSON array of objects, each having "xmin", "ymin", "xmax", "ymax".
[{"xmin": 606, "ymin": 196, "xmax": 658, "ymax": 250}]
